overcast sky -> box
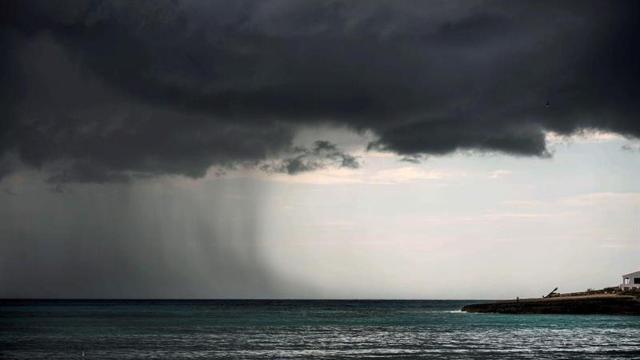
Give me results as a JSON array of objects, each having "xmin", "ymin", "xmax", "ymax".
[{"xmin": 1, "ymin": 0, "xmax": 639, "ymax": 299}]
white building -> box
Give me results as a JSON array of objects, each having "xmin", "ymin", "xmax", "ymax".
[{"xmin": 620, "ymin": 271, "xmax": 640, "ymax": 290}]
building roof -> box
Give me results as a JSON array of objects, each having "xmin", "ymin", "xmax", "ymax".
[{"xmin": 622, "ymin": 270, "xmax": 640, "ymax": 277}]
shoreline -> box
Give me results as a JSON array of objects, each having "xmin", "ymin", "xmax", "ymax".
[{"xmin": 462, "ymin": 294, "xmax": 640, "ymax": 315}]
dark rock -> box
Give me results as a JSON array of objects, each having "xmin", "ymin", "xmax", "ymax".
[{"xmin": 462, "ymin": 295, "xmax": 640, "ymax": 315}]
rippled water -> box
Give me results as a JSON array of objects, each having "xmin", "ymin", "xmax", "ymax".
[{"xmin": 2, "ymin": 300, "xmax": 640, "ymax": 359}]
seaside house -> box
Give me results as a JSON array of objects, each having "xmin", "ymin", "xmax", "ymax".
[{"xmin": 620, "ymin": 271, "xmax": 640, "ymax": 290}]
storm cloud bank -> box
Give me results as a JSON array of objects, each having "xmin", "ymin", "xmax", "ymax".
[{"xmin": 1, "ymin": 0, "xmax": 639, "ymax": 182}]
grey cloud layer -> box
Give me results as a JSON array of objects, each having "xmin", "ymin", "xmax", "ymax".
[
  {"xmin": 1, "ymin": 0, "xmax": 639, "ymax": 182},
  {"xmin": 261, "ymin": 140, "xmax": 359, "ymax": 175}
]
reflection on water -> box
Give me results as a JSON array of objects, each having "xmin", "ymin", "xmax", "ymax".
[{"xmin": 2, "ymin": 300, "xmax": 640, "ymax": 359}]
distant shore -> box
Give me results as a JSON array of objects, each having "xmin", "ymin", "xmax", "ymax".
[{"xmin": 462, "ymin": 292, "xmax": 640, "ymax": 315}]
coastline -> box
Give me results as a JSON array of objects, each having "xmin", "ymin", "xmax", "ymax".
[{"xmin": 462, "ymin": 294, "xmax": 640, "ymax": 315}]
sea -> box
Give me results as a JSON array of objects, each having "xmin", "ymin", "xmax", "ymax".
[{"xmin": 2, "ymin": 300, "xmax": 640, "ymax": 359}]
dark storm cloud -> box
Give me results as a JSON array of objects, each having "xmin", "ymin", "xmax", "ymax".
[
  {"xmin": 261, "ymin": 140, "xmax": 359, "ymax": 174},
  {"xmin": 1, "ymin": 0, "xmax": 639, "ymax": 182}
]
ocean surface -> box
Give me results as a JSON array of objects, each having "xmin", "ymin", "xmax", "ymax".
[{"xmin": 2, "ymin": 300, "xmax": 640, "ymax": 359}]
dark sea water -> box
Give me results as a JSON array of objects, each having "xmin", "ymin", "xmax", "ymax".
[{"xmin": 2, "ymin": 300, "xmax": 640, "ymax": 359}]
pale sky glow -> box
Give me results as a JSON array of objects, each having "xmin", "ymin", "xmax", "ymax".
[{"xmin": 243, "ymin": 131, "xmax": 640, "ymax": 299}]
